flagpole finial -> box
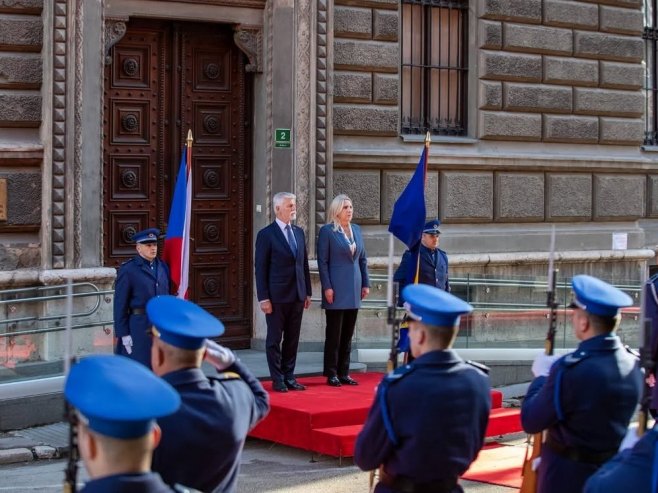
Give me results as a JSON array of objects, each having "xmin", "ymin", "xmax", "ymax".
[
  {"xmin": 186, "ymin": 129, "xmax": 193, "ymax": 147},
  {"xmin": 425, "ymin": 131, "xmax": 431, "ymax": 146}
]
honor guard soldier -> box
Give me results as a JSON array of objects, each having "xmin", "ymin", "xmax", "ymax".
[
  {"xmin": 64, "ymin": 354, "xmax": 200, "ymax": 493},
  {"xmin": 354, "ymin": 284, "xmax": 491, "ymax": 493},
  {"xmin": 147, "ymin": 296, "xmax": 270, "ymax": 493},
  {"xmin": 584, "ymin": 423, "xmax": 658, "ymax": 493},
  {"xmin": 113, "ymin": 228, "xmax": 171, "ymax": 368},
  {"xmin": 522, "ymin": 274, "xmax": 643, "ymax": 493}
]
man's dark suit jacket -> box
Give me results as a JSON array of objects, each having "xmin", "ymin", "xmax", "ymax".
[{"xmin": 255, "ymin": 221, "xmax": 312, "ymax": 303}]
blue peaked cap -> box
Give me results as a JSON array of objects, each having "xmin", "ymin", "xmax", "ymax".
[
  {"xmin": 423, "ymin": 220, "xmax": 441, "ymax": 234},
  {"xmin": 570, "ymin": 274, "xmax": 633, "ymax": 317},
  {"xmin": 146, "ymin": 295, "xmax": 224, "ymax": 350},
  {"xmin": 64, "ymin": 355, "xmax": 180, "ymax": 439},
  {"xmin": 133, "ymin": 228, "xmax": 160, "ymax": 244},
  {"xmin": 402, "ymin": 283, "xmax": 472, "ymax": 327}
]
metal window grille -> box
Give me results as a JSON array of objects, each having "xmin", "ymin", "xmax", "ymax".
[
  {"xmin": 645, "ymin": 1, "xmax": 658, "ymax": 145},
  {"xmin": 401, "ymin": 0, "xmax": 468, "ymax": 136}
]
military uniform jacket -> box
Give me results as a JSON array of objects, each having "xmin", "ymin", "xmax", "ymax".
[
  {"xmin": 113, "ymin": 255, "xmax": 171, "ymax": 367},
  {"xmin": 316, "ymin": 223, "xmax": 370, "ymax": 310},
  {"xmin": 521, "ymin": 334, "xmax": 642, "ymax": 493},
  {"xmin": 80, "ymin": 472, "xmax": 189, "ymax": 493},
  {"xmin": 354, "ymin": 350, "xmax": 491, "ymax": 493},
  {"xmin": 584, "ymin": 425, "xmax": 658, "ymax": 493},
  {"xmin": 394, "ymin": 245, "xmax": 449, "ymax": 305},
  {"xmin": 152, "ymin": 360, "xmax": 270, "ymax": 493},
  {"xmin": 644, "ymin": 274, "xmax": 658, "ymax": 412}
]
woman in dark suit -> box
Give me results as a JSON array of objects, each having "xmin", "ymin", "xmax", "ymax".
[{"xmin": 317, "ymin": 194, "xmax": 370, "ymax": 387}]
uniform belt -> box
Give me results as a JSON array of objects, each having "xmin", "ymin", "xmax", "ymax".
[
  {"xmin": 129, "ymin": 308, "xmax": 145, "ymax": 315},
  {"xmin": 545, "ymin": 435, "xmax": 617, "ymax": 465},
  {"xmin": 379, "ymin": 469, "xmax": 457, "ymax": 493}
]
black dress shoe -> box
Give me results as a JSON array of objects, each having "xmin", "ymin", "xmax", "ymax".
[
  {"xmin": 285, "ymin": 379, "xmax": 306, "ymax": 391},
  {"xmin": 339, "ymin": 376, "xmax": 359, "ymax": 386},
  {"xmin": 327, "ymin": 376, "xmax": 342, "ymax": 387},
  {"xmin": 272, "ymin": 382, "xmax": 288, "ymax": 393}
]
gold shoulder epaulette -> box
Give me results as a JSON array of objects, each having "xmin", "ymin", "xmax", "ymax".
[{"xmin": 215, "ymin": 371, "xmax": 241, "ymax": 381}]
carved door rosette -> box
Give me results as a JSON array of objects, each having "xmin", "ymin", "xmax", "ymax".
[
  {"xmin": 233, "ymin": 24, "xmax": 263, "ymax": 73},
  {"xmin": 104, "ymin": 17, "xmax": 129, "ymax": 65}
]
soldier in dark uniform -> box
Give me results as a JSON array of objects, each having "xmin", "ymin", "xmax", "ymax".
[
  {"xmin": 583, "ymin": 423, "xmax": 658, "ymax": 493},
  {"xmin": 394, "ymin": 219, "xmax": 449, "ymax": 361},
  {"xmin": 113, "ymin": 228, "xmax": 171, "ymax": 368},
  {"xmin": 643, "ymin": 272, "xmax": 658, "ymax": 416},
  {"xmin": 521, "ymin": 274, "xmax": 643, "ymax": 493},
  {"xmin": 63, "ymin": 354, "xmax": 200, "ymax": 493},
  {"xmin": 147, "ymin": 295, "xmax": 270, "ymax": 493},
  {"xmin": 354, "ymin": 284, "xmax": 491, "ymax": 493}
]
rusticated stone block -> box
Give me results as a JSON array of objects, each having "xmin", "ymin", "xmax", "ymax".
[
  {"xmin": 503, "ymin": 24, "xmax": 572, "ymax": 56},
  {"xmin": 334, "ymin": 71, "xmax": 372, "ymax": 103},
  {"xmin": 383, "ymin": 170, "xmax": 438, "ymax": 222},
  {"xmin": 0, "ymin": 54, "xmax": 41, "ymax": 87},
  {"xmin": 333, "ymin": 104, "xmax": 398, "ymax": 135},
  {"xmin": 440, "ymin": 172, "xmax": 493, "ymax": 222},
  {"xmin": 333, "ymin": 170, "xmax": 381, "ymax": 223},
  {"xmin": 495, "ymin": 173, "xmax": 544, "ymax": 221},
  {"xmin": 480, "ymin": 0, "xmax": 541, "ymax": 24},
  {"xmin": 544, "ymin": 57, "xmax": 598, "ymax": 87},
  {"xmin": 574, "ymin": 31, "xmax": 643, "ymax": 62},
  {"xmin": 373, "ymin": 73, "xmax": 397, "ymax": 104},
  {"xmin": 599, "ymin": 117, "xmax": 644, "ymax": 145},
  {"xmin": 600, "ymin": 6, "xmax": 644, "ymax": 35},
  {"xmin": 0, "ymin": 17, "xmax": 42, "ymax": 51},
  {"xmin": 479, "ymin": 111, "xmax": 542, "ymax": 141},
  {"xmin": 479, "ymin": 20, "xmax": 502, "ymax": 50},
  {"xmin": 547, "ymin": 174, "xmax": 592, "ymax": 220},
  {"xmin": 373, "ymin": 9, "xmax": 397, "ymax": 42},
  {"xmin": 0, "ymin": 91, "xmax": 41, "ymax": 124},
  {"xmin": 335, "ymin": 39, "xmax": 398, "ymax": 72},
  {"xmin": 594, "ymin": 174, "xmax": 645, "ymax": 219},
  {"xmin": 1, "ymin": 172, "xmax": 41, "ymax": 224},
  {"xmin": 504, "ymin": 83, "xmax": 572, "ymax": 113},
  {"xmin": 579, "ymin": 0, "xmax": 641, "ymax": 6},
  {"xmin": 600, "ymin": 61, "xmax": 643, "ymax": 90},
  {"xmin": 0, "ymin": 0, "xmax": 43, "ymax": 13},
  {"xmin": 543, "ymin": 115, "xmax": 599, "ymax": 143},
  {"xmin": 544, "ymin": 0, "xmax": 598, "ymax": 30},
  {"xmin": 479, "ymin": 81, "xmax": 502, "ymax": 110},
  {"xmin": 479, "ymin": 51, "xmax": 542, "ymax": 82},
  {"xmin": 574, "ymin": 88, "xmax": 643, "ymax": 117},
  {"xmin": 335, "ymin": 6, "xmax": 372, "ymax": 39},
  {"xmin": 647, "ymin": 176, "xmax": 658, "ymax": 217}
]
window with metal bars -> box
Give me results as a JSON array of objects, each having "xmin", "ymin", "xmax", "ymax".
[
  {"xmin": 401, "ymin": 0, "xmax": 468, "ymax": 136},
  {"xmin": 644, "ymin": 2, "xmax": 658, "ymax": 146}
]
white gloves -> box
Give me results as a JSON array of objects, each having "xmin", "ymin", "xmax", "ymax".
[
  {"xmin": 204, "ymin": 339, "xmax": 236, "ymax": 371},
  {"xmin": 531, "ymin": 353, "xmax": 559, "ymax": 378},
  {"xmin": 618, "ymin": 425, "xmax": 640, "ymax": 452},
  {"xmin": 122, "ymin": 335, "xmax": 133, "ymax": 355}
]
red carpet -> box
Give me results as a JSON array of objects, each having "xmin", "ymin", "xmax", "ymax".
[
  {"xmin": 462, "ymin": 443, "xmax": 525, "ymax": 488},
  {"xmin": 249, "ymin": 372, "xmax": 522, "ymax": 459}
]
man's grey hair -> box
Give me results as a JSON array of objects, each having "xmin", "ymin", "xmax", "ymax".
[{"xmin": 273, "ymin": 192, "xmax": 296, "ymax": 210}]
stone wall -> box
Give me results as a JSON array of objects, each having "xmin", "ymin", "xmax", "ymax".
[
  {"xmin": 479, "ymin": 0, "xmax": 644, "ymax": 144},
  {"xmin": 0, "ymin": 0, "xmax": 43, "ymax": 270}
]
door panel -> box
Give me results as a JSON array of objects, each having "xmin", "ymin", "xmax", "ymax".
[{"xmin": 103, "ymin": 20, "xmax": 252, "ymax": 348}]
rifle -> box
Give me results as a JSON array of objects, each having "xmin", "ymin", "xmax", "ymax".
[
  {"xmin": 63, "ymin": 279, "xmax": 79, "ymax": 493},
  {"xmin": 638, "ymin": 269, "xmax": 655, "ymax": 436},
  {"xmin": 520, "ymin": 227, "xmax": 558, "ymax": 493},
  {"xmin": 387, "ymin": 281, "xmax": 401, "ymax": 372}
]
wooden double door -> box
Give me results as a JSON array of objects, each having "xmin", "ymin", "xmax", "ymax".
[{"xmin": 103, "ymin": 19, "xmax": 252, "ymax": 347}]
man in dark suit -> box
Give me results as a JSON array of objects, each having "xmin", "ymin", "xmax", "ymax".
[
  {"xmin": 148, "ymin": 295, "xmax": 269, "ymax": 493},
  {"xmin": 255, "ymin": 192, "xmax": 312, "ymax": 392},
  {"xmin": 113, "ymin": 227, "xmax": 171, "ymax": 368}
]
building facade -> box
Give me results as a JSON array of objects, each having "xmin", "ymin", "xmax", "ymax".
[{"xmin": 0, "ymin": 0, "xmax": 656, "ymax": 362}]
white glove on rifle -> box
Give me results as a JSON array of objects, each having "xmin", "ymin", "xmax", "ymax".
[
  {"xmin": 618, "ymin": 425, "xmax": 640, "ymax": 452},
  {"xmin": 204, "ymin": 339, "xmax": 236, "ymax": 371},
  {"xmin": 122, "ymin": 335, "xmax": 133, "ymax": 355},
  {"xmin": 531, "ymin": 353, "xmax": 559, "ymax": 378}
]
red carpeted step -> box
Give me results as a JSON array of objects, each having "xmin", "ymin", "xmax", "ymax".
[
  {"xmin": 311, "ymin": 424, "xmax": 363, "ymax": 458},
  {"xmin": 485, "ymin": 407, "xmax": 522, "ymax": 437},
  {"xmin": 490, "ymin": 389, "xmax": 503, "ymax": 409}
]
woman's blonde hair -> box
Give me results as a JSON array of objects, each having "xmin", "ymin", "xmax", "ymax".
[{"xmin": 327, "ymin": 194, "xmax": 353, "ymax": 231}]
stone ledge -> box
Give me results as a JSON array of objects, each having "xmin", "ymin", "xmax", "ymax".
[{"xmin": 0, "ymin": 267, "xmax": 117, "ymax": 289}]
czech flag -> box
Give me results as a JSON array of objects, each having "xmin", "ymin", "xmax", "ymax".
[{"xmin": 163, "ymin": 142, "xmax": 192, "ymax": 299}]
